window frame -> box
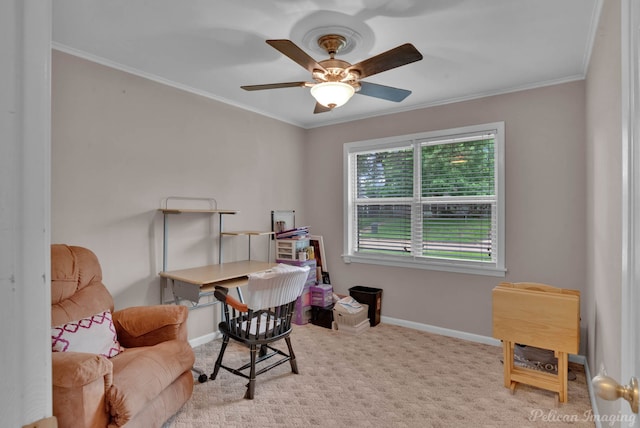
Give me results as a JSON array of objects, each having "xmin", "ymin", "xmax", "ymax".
[{"xmin": 343, "ymin": 122, "xmax": 506, "ymax": 277}]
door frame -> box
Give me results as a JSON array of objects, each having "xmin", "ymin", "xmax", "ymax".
[{"xmin": 620, "ymin": 0, "xmax": 639, "ymax": 422}]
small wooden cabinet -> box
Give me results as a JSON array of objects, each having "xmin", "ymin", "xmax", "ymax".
[{"xmin": 492, "ymin": 282, "xmax": 580, "ymax": 403}]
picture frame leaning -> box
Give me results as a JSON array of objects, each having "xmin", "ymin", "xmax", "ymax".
[{"xmin": 309, "ymin": 235, "xmax": 328, "ymax": 275}]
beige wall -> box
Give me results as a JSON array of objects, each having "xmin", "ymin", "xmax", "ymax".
[
  {"xmin": 52, "ymin": 50, "xmax": 589, "ymax": 341},
  {"xmin": 51, "ymin": 51, "xmax": 307, "ymax": 338},
  {"xmin": 306, "ymin": 81, "xmax": 587, "ymax": 338},
  {"xmin": 585, "ymin": 0, "xmax": 622, "ymax": 415}
]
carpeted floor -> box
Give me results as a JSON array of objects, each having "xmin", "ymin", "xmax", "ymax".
[{"xmin": 164, "ymin": 323, "xmax": 595, "ymax": 427}]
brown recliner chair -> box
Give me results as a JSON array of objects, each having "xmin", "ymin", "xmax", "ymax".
[{"xmin": 51, "ymin": 244, "xmax": 195, "ymax": 428}]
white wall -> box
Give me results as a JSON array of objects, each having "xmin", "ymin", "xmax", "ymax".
[
  {"xmin": 585, "ymin": 0, "xmax": 623, "ymax": 417},
  {"xmin": 51, "ymin": 51, "xmax": 307, "ymax": 339},
  {"xmin": 0, "ymin": 0, "xmax": 52, "ymax": 426},
  {"xmin": 306, "ymin": 81, "xmax": 588, "ymax": 339}
]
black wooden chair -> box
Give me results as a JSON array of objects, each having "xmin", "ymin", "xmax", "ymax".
[{"xmin": 210, "ymin": 263, "xmax": 310, "ymax": 399}]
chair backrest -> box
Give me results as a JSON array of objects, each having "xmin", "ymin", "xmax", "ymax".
[
  {"xmin": 245, "ymin": 264, "xmax": 310, "ymax": 311},
  {"xmin": 51, "ymin": 244, "xmax": 114, "ymax": 327}
]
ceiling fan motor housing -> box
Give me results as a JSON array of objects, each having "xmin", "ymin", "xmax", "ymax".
[
  {"xmin": 313, "ymin": 34, "xmax": 360, "ymax": 87},
  {"xmin": 317, "ymin": 34, "xmax": 347, "ymax": 56}
]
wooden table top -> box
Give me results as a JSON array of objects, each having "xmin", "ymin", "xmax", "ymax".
[{"xmin": 160, "ymin": 260, "xmax": 277, "ymax": 286}]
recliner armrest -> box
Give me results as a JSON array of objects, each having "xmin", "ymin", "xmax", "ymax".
[
  {"xmin": 52, "ymin": 352, "xmax": 113, "ymax": 428},
  {"xmin": 112, "ymin": 305, "xmax": 189, "ymax": 347},
  {"xmin": 52, "ymin": 351, "xmax": 113, "ymax": 388}
]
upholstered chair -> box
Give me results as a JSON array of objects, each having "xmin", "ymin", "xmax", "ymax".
[{"xmin": 51, "ymin": 244, "xmax": 195, "ymax": 427}]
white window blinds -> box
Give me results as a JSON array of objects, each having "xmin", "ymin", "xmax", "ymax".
[
  {"xmin": 345, "ymin": 122, "xmax": 505, "ymax": 276},
  {"xmin": 420, "ymin": 133, "xmax": 496, "ymax": 263}
]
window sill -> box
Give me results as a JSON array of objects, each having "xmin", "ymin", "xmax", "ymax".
[{"xmin": 342, "ymin": 253, "xmax": 506, "ymax": 277}]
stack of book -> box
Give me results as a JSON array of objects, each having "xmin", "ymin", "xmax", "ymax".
[{"xmin": 275, "ymin": 226, "xmax": 309, "ymax": 239}]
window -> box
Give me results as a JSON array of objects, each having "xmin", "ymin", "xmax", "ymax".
[{"xmin": 343, "ymin": 122, "xmax": 505, "ymax": 276}]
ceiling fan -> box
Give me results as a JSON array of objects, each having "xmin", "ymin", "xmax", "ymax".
[{"xmin": 241, "ymin": 34, "xmax": 423, "ymax": 114}]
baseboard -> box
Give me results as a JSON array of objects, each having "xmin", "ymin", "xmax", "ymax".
[
  {"xmin": 189, "ymin": 331, "xmax": 222, "ymax": 348},
  {"xmin": 381, "ymin": 316, "xmax": 603, "ymax": 426},
  {"xmin": 380, "ymin": 315, "xmax": 502, "ymax": 346},
  {"xmin": 582, "ymin": 358, "xmax": 603, "ymax": 428},
  {"xmin": 382, "ymin": 315, "xmax": 588, "ymax": 364}
]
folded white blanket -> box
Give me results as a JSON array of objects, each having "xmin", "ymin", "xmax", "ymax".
[
  {"xmin": 335, "ymin": 296, "xmax": 364, "ymax": 314},
  {"xmin": 245, "ymin": 264, "xmax": 310, "ymax": 310}
]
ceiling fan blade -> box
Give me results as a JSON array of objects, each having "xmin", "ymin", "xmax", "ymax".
[
  {"xmin": 266, "ymin": 40, "xmax": 326, "ymax": 73},
  {"xmin": 241, "ymin": 82, "xmax": 308, "ymax": 91},
  {"xmin": 347, "ymin": 43, "xmax": 423, "ymax": 79},
  {"xmin": 357, "ymin": 81, "xmax": 412, "ymax": 102},
  {"xmin": 313, "ymin": 102, "xmax": 332, "ymax": 114}
]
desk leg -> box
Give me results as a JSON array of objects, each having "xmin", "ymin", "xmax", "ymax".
[{"xmin": 556, "ymin": 350, "xmax": 568, "ymax": 403}]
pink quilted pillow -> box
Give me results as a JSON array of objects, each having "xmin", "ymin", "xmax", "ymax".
[{"xmin": 51, "ymin": 310, "xmax": 124, "ymax": 358}]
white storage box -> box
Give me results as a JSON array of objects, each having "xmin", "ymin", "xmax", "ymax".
[
  {"xmin": 335, "ymin": 318, "xmax": 370, "ymax": 335},
  {"xmin": 275, "ymin": 238, "xmax": 310, "ymax": 261},
  {"xmin": 333, "ymin": 301, "xmax": 369, "ymax": 327}
]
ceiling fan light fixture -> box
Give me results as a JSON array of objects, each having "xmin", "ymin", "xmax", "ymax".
[{"xmin": 310, "ymin": 81, "xmax": 355, "ymax": 109}]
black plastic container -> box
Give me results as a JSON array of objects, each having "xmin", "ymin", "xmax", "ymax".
[
  {"xmin": 310, "ymin": 305, "xmax": 334, "ymax": 329},
  {"xmin": 349, "ymin": 286, "xmax": 382, "ymax": 326}
]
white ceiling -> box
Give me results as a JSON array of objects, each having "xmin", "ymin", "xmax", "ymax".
[{"xmin": 52, "ymin": 0, "xmax": 601, "ymax": 129}]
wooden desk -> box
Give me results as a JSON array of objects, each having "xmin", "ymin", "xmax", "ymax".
[{"xmin": 160, "ymin": 260, "xmax": 277, "ymax": 307}]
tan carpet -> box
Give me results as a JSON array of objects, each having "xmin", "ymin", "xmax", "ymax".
[{"xmin": 164, "ymin": 323, "xmax": 595, "ymax": 427}]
